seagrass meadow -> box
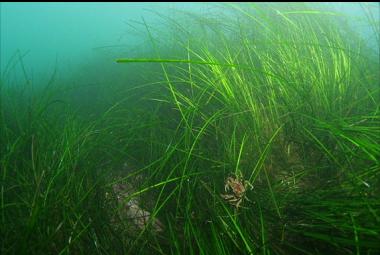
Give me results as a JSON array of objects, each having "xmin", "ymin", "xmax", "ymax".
[{"xmin": 1, "ymin": 3, "xmax": 379, "ymax": 255}]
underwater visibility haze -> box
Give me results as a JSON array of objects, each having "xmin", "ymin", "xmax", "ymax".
[{"xmin": 1, "ymin": 2, "xmax": 380, "ymax": 254}]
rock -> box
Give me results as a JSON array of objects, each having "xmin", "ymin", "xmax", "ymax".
[{"xmin": 108, "ymin": 174, "xmax": 164, "ymax": 235}]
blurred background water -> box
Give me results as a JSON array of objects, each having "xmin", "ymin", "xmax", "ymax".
[
  {"xmin": 0, "ymin": 3, "xmax": 214, "ymax": 81},
  {"xmin": 0, "ymin": 2, "xmax": 378, "ymax": 83}
]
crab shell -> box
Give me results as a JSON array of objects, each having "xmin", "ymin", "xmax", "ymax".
[{"xmin": 225, "ymin": 176, "xmax": 246, "ymax": 195}]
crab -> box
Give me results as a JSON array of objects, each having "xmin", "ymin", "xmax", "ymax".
[{"xmin": 220, "ymin": 173, "xmax": 253, "ymax": 209}]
